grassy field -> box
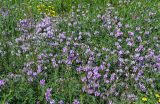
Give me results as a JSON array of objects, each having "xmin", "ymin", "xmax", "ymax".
[{"xmin": 0, "ymin": 0, "xmax": 160, "ymax": 104}]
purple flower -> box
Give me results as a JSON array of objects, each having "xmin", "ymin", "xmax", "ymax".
[
  {"xmin": 134, "ymin": 77, "xmax": 139, "ymax": 82},
  {"xmin": 50, "ymin": 99, "xmax": 55, "ymax": 104},
  {"xmin": 63, "ymin": 47, "xmax": 68, "ymax": 53},
  {"xmin": 118, "ymin": 50, "xmax": 123, "ymax": 55},
  {"xmin": 1, "ymin": 8, "xmax": 9, "ymax": 17},
  {"xmin": 138, "ymin": 83, "xmax": 146, "ymax": 92},
  {"xmin": 47, "ymin": 31, "xmax": 53, "ymax": 38},
  {"xmin": 135, "ymin": 45, "xmax": 144, "ymax": 52},
  {"xmin": 102, "ymin": 15, "xmax": 106, "ymax": 22},
  {"xmin": 59, "ymin": 32, "xmax": 66, "ymax": 39},
  {"xmin": 125, "ymin": 24, "xmax": 129, "ymax": 28},
  {"xmin": 118, "ymin": 22, "xmax": 122, "ymax": 27},
  {"xmin": 37, "ymin": 64, "xmax": 43, "ymax": 74},
  {"xmin": 108, "ymin": 100, "xmax": 113, "ymax": 104},
  {"xmin": 81, "ymin": 77, "xmax": 87, "ymax": 82},
  {"xmin": 127, "ymin": 94, "xmax": 137, "ymax": 100},
  {"xmin": 128, "ymin": 31, "xmax": 134, "ymax": 37},
  {"xmin": 36, "ymin": 16, "xmax": 52, "ymax": 34},
  {"xmin": 94, "ymin": 91, "xmax": 101, "ymax": 96},
  {"xmin": 100, "ymin": 64, "xmax": 105, "ymax": 70},
  {"xmin": 157, "ymin": 55, "xmax": 160, "ymax": 62},
  {"xmin": 0, "ymin": 80, "xmax": 5, "ymax": 87},
  {"xmin": 27, "ymin": 70, "xmax": 33, "ymax": 76},
  {"xmin": 110, "ymin": 73, "xmax": 116, "ymax": 81},
  {"xmin": 137, "ymin": 70, "xmax": 143, "ymax": 78},
  {"xmin": 58, "ymin": 100, "xmax": 64, "ymax": 104},
  {"xmin": 133, "ymin": 66, "xmax": 138, "ymax": 73},
  {"xmin": 40, "ymin": 79, "xmax": 45, "ymax": 86},
  {"xmin": 148, "ymin": 49, "xmax": 154, "ymax": 57},
  {"xmin": 127, "ymin": 41, "xmax": 134, "ymax": 47},
  {"xmin": 45, "ymin": 88, "xmax": 52, "ymax": 101},
  {"xmin": 73, "ymin": 99, "xmax": 80, "ymax": 104},
  {"xmin": 93, "ymin": 72, "xmax": 101, "ymax": 79},
  {"xmin": 137, "ymin": 36, "xmax": 142, "ymax": 42},
  {"xmin": 86, "ymin": 86, "xmax": 94, "ymax": 94},
  {"xmin": 18, "ymin": 18, "xmax": 35, "ymax": 33},
  {"xmin": 87, "ymin": 71, "xmax": 93, "ymax": 79},
  {"xmin": 144, "ymin": 31, "xmax": 150, "ymax": 35},
  {"xmin": 115, "ymin": 29, "xmax": 123, "ymax": 37},
  {"xmin": 20, "ymin": 43, "xmax": 30, "ymax": 52},
  {"xmin": 51, "ymin": 58, "xmax": 58, "ymax": 68}
]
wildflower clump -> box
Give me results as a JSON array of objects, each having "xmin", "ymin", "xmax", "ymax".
[
  {"xmin": 155, "ymin": 94, "xmax": 160, "ymax": 98},
  {"xmin": 37, "ymin": 4, "xmax": 56, "ymax": 17},
  {"xmin": 0, "ymin": 0, "xmax": 159, "ymax": 104},
  {"xmin": 155, "ymin": 93, "xmax": 160, "ymax": 103},
  {"xmin": 142, "ymin": 97, "xmax": 148, "ymax": 102}
]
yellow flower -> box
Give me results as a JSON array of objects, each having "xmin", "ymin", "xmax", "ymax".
[
  {"xmin": 155, "ymin": 94, "xmax": 160, "ymax": 98},
  {"xmin": 48, "ymin": 6, "xmax": 52, "ymax": 8},
  {"xmin": 37, "ymin": 5, "xmax": 40, "ymax": 9},
  {"xmin": 47, "ymin": 10, "xmax": 56, "ymax": 17},
  {"xmin": 47, "ymin": 13, "xmax": 54, "ymax": 17},
  {"xmin": 51, "ymin": 7, "xmax": 55, "ymax": 10},
  {"xmin": 37, "ymin": 8, "xmax": 41, "ymax": 11},
  {"xmin": 158, "ymin": 98, "xmax": 160, "ymax": 103},
  {"xmin": 142, "ymin": 97, "xmax": 148, "ymax": 102},
  {"xmin": 37, "ymin": 4, "xmax": 56, "ymax": 17},
  {"xmin": 45, "ymin": 8, "xmax": 48, "ymax": 11},
  {"xmin": 37, "ymin": 4, "xmax": 46, "ymax": 11},
  {"xmin": 50, "ymin": 10, "xmax": 55, "ymax": 14}
]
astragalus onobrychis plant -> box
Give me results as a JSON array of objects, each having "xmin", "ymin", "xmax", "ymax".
[
  {"xmin": 0, "ymin": 1, "xmax": 160, "ymax": 104},
  {"xmin": 57, "ymin": 3, "xmax": 160, "ymax": 103}
]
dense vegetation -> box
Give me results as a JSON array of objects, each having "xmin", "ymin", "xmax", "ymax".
[{"xmin": 0, "ymin": 0, "xmax": 160, "ymax": 104}]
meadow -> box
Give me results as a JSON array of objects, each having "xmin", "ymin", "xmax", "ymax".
[{"xmin": 0, "ymin": 0, "xmax": 160, "ymax": 104}]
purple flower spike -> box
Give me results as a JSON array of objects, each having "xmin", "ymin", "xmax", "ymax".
[
  {"xmin": 0, "ymin": 80, "xmax": 5, "ymax": 87},
  {"xmin": 73, "ymin": 99, "xmax": 80, "ymax": 104},
  {"xmin": 45, "ymin": 88, "xmax": 52, "ymax": 101},
  {"xmin": 58, "ymin": 100, "xmax": 64, "ymax": 104},
  {"xmin": 50, "ymin": 99, "xmax": 55, "ymax": 104},
  {"xmin": 40, "ymin": 79, "xmax": 45, "ymax": 86}
]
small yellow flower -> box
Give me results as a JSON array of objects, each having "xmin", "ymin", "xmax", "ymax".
[
  {"xmin": 51, "ymin": 7, "xmax": 54, "ymax": 10},
  {"xmin": 155, "ymin": 94, "xmax": 160, "ymax": 98},
  {"xmin": 37, "ymin": 8, "xmax": 41, "ymax": 11},
  {"xmin": 48, "ymin": 13, "xmax": 56, "ymax": 17},
  {"xmin": 142, "ymin": 97, "xmax": 148, "ymax": 102},
  {"xmin": 50, "ymin": 10, "xmax": 55, "ymax": 14},
  {"xmin": 48, "ymin": 6, "xmax": 52, "ymax": 8},
  {"xmin": 37, "ymin": 4, "xmax": 45, "ymax": 11},
  {"xmin": 37, "ymin": 5, "xmax": 40, "ymax": 8},
  {"xmin": 47, "ymin": 10, "xmax": 56, "ymax": 17}
]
